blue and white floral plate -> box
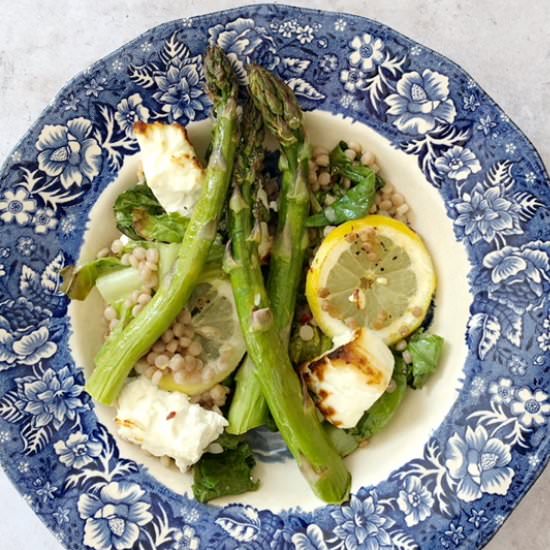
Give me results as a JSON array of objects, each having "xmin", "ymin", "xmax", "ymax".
[{"xmin": 1, "ymin": 4, "xmax": 549, "ymax": 549}]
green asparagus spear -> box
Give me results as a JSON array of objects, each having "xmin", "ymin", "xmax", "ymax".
[
  {"xmin": 86, "ymin": 47, "xmax": 240, "ymax": 404},
  {"xmin": 349, "ymin": 357, "xmax": 408, "ymax": 441},
  {"xmin": 226, "ymin": 98, "xmax": 270, "ymax": 432},
  {"xmin": 227, "ymin": 66, "xmax": 313, "ymax": 433},
  {"xmin": 226, "ymin": 99, "xmax": 350, "ymax": 503}
]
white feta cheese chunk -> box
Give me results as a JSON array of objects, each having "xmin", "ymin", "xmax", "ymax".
[
  {"xmin": 300, "ymin": 328, "xmax": 394, "ymax": 429},
  {"xmin": 115, "ymin": 376, "xmax": 227, "ymax": 471},
  {"xmin": 134, "ymin": 122, "xmax": 205, "ymax": 217}
]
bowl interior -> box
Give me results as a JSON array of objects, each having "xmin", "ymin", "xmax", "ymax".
[{"xmin": 69, "ymin": 110, "xmax": 471, "ymax": 510}]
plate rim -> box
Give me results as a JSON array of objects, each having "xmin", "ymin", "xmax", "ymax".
[{"xmin": 0, "ymin": 4, "xmax": 548, "ymax": 549}]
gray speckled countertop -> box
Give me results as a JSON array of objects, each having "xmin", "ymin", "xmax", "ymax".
[{"xmin": 0, "ymin": 1, "xmax": 548, "ymax": 548}]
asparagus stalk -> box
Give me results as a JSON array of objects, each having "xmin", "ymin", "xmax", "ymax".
[
  {"xmin": 86, "ymin": 47, "xmax": 240, "ymax": 404},
  {"xmin": 226, "ymin": 99, "xmax": 350, "ymax": 503},
  {"xmin": 227, "ymin": 66, "xmax": 311, "ymax": 433},
  {"xmin": 226, "ymin": 98, "xmax": 269, "ymax": 432}
]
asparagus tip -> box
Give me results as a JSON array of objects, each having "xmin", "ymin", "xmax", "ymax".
[
  {"xmin": 248, "ymin": 64, "xmax": 303, "ymax": 147},
  {"xmin": 204, "ymin": 45, "xmax": 238, "ymax": 105}
]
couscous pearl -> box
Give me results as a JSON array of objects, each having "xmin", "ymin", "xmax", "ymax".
[
  {"xmin": 151, "ymin": 370, "xmax": 163, "ymax": 385},
  {"xmin": 121, "ymin": 254, "xmax": 130, "ymax": 266},
  {"xmin": 315, "ymin": 154, "xmax": 330, "ymax": 167},
  {"xmin": 412, "ymin": 306, "xmax": 424, "ymax": 318},
  {"xmin": 182, "ymin": 326, "xmax": 195, "ymax": 338},
  {"xmin": 135, "ymin": 362, "xmax": 147, "ymax": 375},
  {"xmin": 153, "ymin": 342, "xmax": 165, "ymax": 353},
  {"xmin": 391, "ymin": 193, "xmax": 405, "ymax": 206},
  {"xmin": 155, "ymin": 354, "xmax": 169, "ymax": 368},
  {"xmin": 134, "ymin": 247, "xmax": 146, "ymax": 260},
  {"xmin": 146, "ymin": 352, "xmax": 157, "ymax": 365},
  {"xmin": 173, "ymin": 323, "xmax": 184, "ymax": 337},
  {"xmin": 396, "ymin": 203, "xmax": 409, "ymax": 216},
  {"xmin": 395, "ymin": 340, "xmax": 407, "ymax": 352},
  {"xmin": 318, "ymin": 287, "xmax": 330, "ymax": 299},
  {"xmin": 344, "ymin": 148, "xmax": 356, "ymax": 160},
  {"xmin": 138, "ymin": 293, "xmax": 151, "ymax": 305},
  {"xmin": 145, "ymin": 366, "xmax": 155, "ymax": 378},
  {"xmin": 166, "ymin": 340, "xmax": 179, "ymax": 354},
  {"xmin": 109, "ymin": 319, "xmax": 119, "ymax": 331},
  {"xmin": 313, "ymin": 145, "xmax": 329, "ymax": 157},
  {"xmin": 318, "ymin": 171, "xmax": 331, "ymax": 187},
  {"xmin": 360, "ymin": 151, "xmax": 375, "ymax": 165},
  {"xmin": 162, "ymin": 329, "xmax": 174, "ymax": 344},
  {"xmin": 180, "ymin": 310, "xmax": 192, "ymax": 324},
  {"xmin": 299, "ymin": 324, "xmax": 315, "ymax": 341},
  {"xmin": 188, "ymin": 340, "xmax": 203, "ymax": 356},
  {"xmin": 129, "ymin": 255, "xmax": 139, "ymax": 268},
  {"xmin": 145, "ymin": 261, "xmax": 158, "ymax": 271},
  {"xmin": 146, "ymin": 248, "xmax": 159, "ymax": 263},
  {"xmin": 111, "ymin": 239, "xmax": 123, "ymax": 254},
  {"xmin": 179, "ymin": 336, "xmax": 192, "ymax": 348},
  {"xmin": 132, "ymin": 304, "xmax": 142, "ymax": 317},
  {"xmin": 169, "ymin": 354, "xmax": 184, "ymax": 370},
  {"xmin": 96, "ymin": 247, "xmax": 109, "ymax": 259},
  {"xmin": 402, "ymin": 350, "xmax": 413, "ymax": 364},
  {"xmin": 380, "ymin": 199, "xmax": 393, "ymax": 211},
  {"xmin": 104, "ymin": 306, "xmax": 117, "ymax": 321},
  {"xmin": 382, "ymin": 183, "xmax": 394, "ymax": 194},
  {"xmin": 348, "ymin": 141, "xmax": 362, "ymax": 154},
  {"xmin": 184, "ymin": 355, "xmax": 197, "ymax": 370},
  {"xmin": 174, "ymin": 371, "xmax": 185, "ymax": 384}
]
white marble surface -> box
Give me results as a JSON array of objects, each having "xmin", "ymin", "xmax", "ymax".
[{"xmin": 0, "ymin": 1, "xmax": 548, "ymax": 548}]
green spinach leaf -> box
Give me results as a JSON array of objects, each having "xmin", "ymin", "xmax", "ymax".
[
  {"xmin": 348, "ymin": 357, "xmax": 408, "ymax": 441},
  {"xmin": 289, "ymin": 323, "xmax": 332, "ymax": 365},
  {"xmin": 306, "ymin": 141, "xmax": 382, "ymax": 227},
  {"xmin": 114, "ymin": 184, "xmax": 188, "ymax": 242},
  {"xmin": 192, "ymin": 434, "xmax": 259, "ymax": 503},
  {"xmin": 406, "ymin": 331, "xmax": 444, "ymax": 389}
]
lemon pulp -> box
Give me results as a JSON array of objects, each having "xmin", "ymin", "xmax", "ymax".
[
  {"xmin": 160, "ymin": 273, "xmax": 246, "ymax": 395},
  {"xmin": 306, "ymin": 216, "xmax": 436, "ymax": 344}
]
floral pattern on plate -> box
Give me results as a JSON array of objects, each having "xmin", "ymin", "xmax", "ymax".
[{"xmin": 0, "ymin": 5, "xmax": 548, "ymax": 549}]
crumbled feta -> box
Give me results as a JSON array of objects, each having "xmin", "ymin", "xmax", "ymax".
[
  {"xmin": 115, "ymin": 376, "xmax": 227, "ymax": 471},
  {"xmin": 134, "ymin": 122, "xmax": 205, "ymax": 217},
  {"xmin": 300, "ymin": 328, "xmax": 394, "ymax": 429}
]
